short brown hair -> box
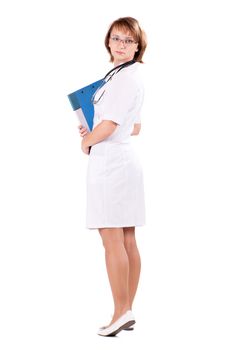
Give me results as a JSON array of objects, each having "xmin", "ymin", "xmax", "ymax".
[{"xmin": 104, "ymin": 17, "xmax": 147, "ymax": 63}]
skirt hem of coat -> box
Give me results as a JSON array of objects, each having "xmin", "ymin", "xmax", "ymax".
[{"xmin": 86, "ymin": 223, "xmax": 146, "ymax": 230}]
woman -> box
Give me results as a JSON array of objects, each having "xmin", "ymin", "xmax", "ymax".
[{"xmin": 78, "ymin": 17, "xmax": 147, "ymax": 336}]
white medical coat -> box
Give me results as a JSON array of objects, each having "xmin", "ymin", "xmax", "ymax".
[{"xmin": 86, "ymin": 62, "xmax": 146, "ymax": 229}]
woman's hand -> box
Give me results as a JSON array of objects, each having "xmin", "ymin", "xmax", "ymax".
[
  {"xmin": 78, "ymin": 125, "xmax": 90, "ymax": 154},
  {"xmin": 78, "ymin": 125, "xmax": 88, "ymax": 137},
  {"xmin": 131, "ymin": 123, "xmax": 141, "ymax": 136},
  {"xmin": 81, "ymin": 136, "xmax": 90, "ymax": 155}
]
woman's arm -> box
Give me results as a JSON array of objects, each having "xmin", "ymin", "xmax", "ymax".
[
  {"xmin": 131, "ymin": 123, "xmax": 141, "ymax": 136},
  {"xmin": 82, "ymin": 120, "xmax": 117, "ymax": 149}
]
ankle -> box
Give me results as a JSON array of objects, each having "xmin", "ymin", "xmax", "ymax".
[{"xmin": 114, "ymin": 305, "xmax": 131, "ymax": 318}]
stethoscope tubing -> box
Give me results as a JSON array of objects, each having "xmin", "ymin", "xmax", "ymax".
[{"xmin": 92, "ymin": 59, "xmax": 136, "ymax": 104}]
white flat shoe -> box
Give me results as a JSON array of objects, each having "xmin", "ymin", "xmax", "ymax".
[
  {"xmin": 99, "ymin": 312, "xmax": 134, "ymax": 331},
  {"xmin": 99, "ymin": 325, "xmax": 134, "ymax": 331},
  {"xmin": 97, "ymin": 310, "xmax": 135, "ymax": 336}
]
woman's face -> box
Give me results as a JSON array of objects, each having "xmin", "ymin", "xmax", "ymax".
[{"xmin": 108, "ymin": 28, "xmax": 138, "ymax": 66}]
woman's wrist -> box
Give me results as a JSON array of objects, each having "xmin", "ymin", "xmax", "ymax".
[{"xmin": 83, "ymin": 133, "xmax": 92, "ymax": 147}]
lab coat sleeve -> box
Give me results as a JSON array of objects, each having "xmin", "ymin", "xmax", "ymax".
[{"xmin": 101, "ymin": 75, "xmax": 138, "ymax": 126}]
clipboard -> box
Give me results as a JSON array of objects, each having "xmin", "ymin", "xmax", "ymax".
[{"xmin": 67, "ymin": 79, "xmax": 103, "ymax": 132}]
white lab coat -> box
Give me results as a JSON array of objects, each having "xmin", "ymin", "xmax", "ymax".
[{"xmin": 86, "ymin": 62, "xmax": 146, "ymax": 229}]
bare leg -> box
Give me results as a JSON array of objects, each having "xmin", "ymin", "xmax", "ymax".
[
  {"xmin": 99, "ymin": 227, "xmax": 131, "ymax": 326},
  {"xmin": 123, "ymin": 227, "xmax": 141, "ymax": 309}
]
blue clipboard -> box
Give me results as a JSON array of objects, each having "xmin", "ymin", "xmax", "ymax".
[{"xmin": 67, "ymin": 79, "xmax": 103, "ymax": 131}]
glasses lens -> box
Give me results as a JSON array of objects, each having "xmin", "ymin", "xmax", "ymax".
[{"xmin": 111, "ymin": 36, "xmax": 135, "ymax": 45}]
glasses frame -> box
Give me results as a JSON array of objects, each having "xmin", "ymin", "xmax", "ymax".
[{"xmin": 110, "ymin": 35, "xmax": 137, "ymax": 46}]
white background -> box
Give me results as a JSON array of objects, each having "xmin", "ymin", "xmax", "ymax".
[{"xmin": 0, "ymin": 0, "xmax": 231, "ymax": 349}]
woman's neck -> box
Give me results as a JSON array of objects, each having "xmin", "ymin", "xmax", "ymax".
[{"xmin": 113, "ymin": 58, "xmax": 132, "ymax": 67}]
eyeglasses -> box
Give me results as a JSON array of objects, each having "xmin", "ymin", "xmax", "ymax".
[{"xmin": 110, "ymin": 36, "xmax": 137, "ymax": 46}]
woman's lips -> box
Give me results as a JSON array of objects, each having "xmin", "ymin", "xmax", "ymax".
[{"xmin": 115, "ymin": 51, "xmax": 125, "ymax": 55}]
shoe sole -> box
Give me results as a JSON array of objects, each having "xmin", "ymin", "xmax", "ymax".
[
  {"xmin": 100, "ymin": 326, "xmax": 134, "ymax": 331},
  {"xmin": 123, "ymin": 326, "xmax": 134, "ymax": 331},
  {"xmin": 102, "ymin": 320, "xmax": 136, "ymax": 337}
]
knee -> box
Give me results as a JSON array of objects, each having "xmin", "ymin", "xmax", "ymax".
[
  {"xmin": 123, "ymin": 227, "xmax": 137, "ymax": 252},
  {"xmin": 99, "ymin": 228, "xmax": 124, "ymax": 251},
  {"xmin": 102, "ymin": 238, "xmax": 124, "ymax": 252},
  {"xmin": 124, "ymin": 236, "xmax": 137, "ymax": 253}
]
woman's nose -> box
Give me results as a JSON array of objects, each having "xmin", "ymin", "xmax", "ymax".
[{"xmin": 119, "ymin": 40, "xmax": 126, "ymax": 48}]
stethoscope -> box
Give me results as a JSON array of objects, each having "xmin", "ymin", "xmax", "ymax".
[{"xmin": 91, "ymin": 59, "xmax": 136, "ymax": 104}]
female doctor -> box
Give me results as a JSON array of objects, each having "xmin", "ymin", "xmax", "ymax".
[{"xmin": 78, "ymin": 17, "xmax": 147, "ymax": 336}]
